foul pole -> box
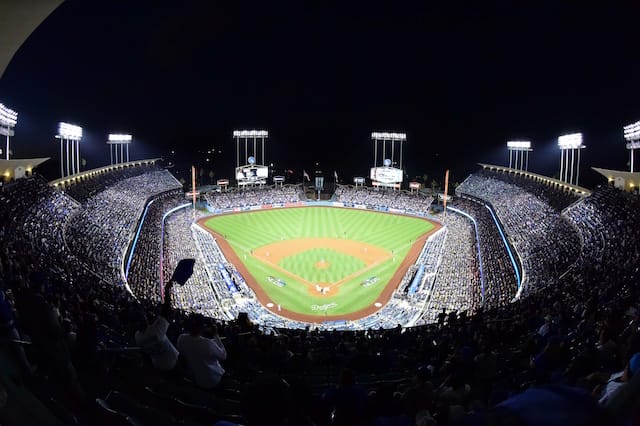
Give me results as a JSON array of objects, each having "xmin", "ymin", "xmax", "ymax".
[
  {"xmin": 443, "ymin": 169, "xmax": 450, "ymax": 218},
  {"xmin": 192, "ymin": 166, "xmax": 197, "ymax": 219}
]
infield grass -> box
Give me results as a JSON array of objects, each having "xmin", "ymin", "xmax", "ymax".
[{"xmin": 202, "ymin": 207, "xmax": 433, "ymax": 318}]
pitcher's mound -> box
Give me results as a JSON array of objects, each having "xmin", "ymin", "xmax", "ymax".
[{"xmin": 315, "ymin": 260, "xmax": 330, "ymax": 269}]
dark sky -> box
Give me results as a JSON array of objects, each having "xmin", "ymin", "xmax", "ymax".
[{"xmin": 1, "ymin": 1, "xmax": 640, "ymax": 187}]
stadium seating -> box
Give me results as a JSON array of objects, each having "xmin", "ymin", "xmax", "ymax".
[{"xmin": 1, "ymin": 166, "xmax": 640, "ymax": 425}]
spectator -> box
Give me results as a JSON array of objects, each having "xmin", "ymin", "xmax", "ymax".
[
  {"xmin": 592, "ymin": 352, "xmax": 640, "ymax": 405},
  {"xmin": 134, "ymin": 280, "xmax": 179, "ymax": 371},
  {"xmin": 322, "ymin": 368, "xmax": 367, "ymax": 426},
  {"xmin": 177, "ymin": 314, "xmax": 227, "ymax": 389}
]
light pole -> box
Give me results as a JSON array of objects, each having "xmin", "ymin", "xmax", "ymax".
[
  {"xmin": 624, "ymin": 120, "xmax": 640, "ymax": 172},
  {"xmin": 371, "ymin": 132, "xmax": 406, "ymax": 190},
  {"xmin": 233, "ymin": 130, "xmax": 269, "ymax": 188},
  {"xmin": 506, "ymin": 140, "xmax": 532, "ymax": 171},
  {"xmin": 557, "ymin": 133, "xmax": 584, "ymax": 186},
  {"xmin": 0, "ymin": 103, "xmax": 18, "ymax": 160},
  {"xmin": 108, "ymin": 134, "xmax": 133, "ymax": 164},
  {"xmin": 56, "ymin": 122, "xmax": 83, "ymax": 178}
]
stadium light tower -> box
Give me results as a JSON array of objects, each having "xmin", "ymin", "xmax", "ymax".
[
  {"xmin": 56, "ymin": 122, "xmax": 83, "ymax": 178},
  {"xmin": 108, "ymin": 134, "xmax": 133, "ymax": 165},
  {"xmin": 0, "ymin": 103, "xmax": 18, "ymax": 160},
  {"xmin": 623, "ymin": 120, "xmax": 640, "ymax": 172},
  {"xmin": 506, "ymin": 140, "xmax": 532, "ymax": 171},
  {"xmin": 557, "ymin": 133, "xmax": 584, "ymax": 186},
  {"xmin": 233, "ymin": 129, "xmax": 268, "ymax": 168},
  {"xmin": 371, "ymin": 132, "xmax": 407, "ymax": 170}
]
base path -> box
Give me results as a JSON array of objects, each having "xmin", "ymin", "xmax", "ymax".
[
  {"xmin": 197, "ymin": 213, "xmax": 442, "ymax": 323},
  {"xmin": 253, "ymin": 238, "xmax": 391, "ymax": 294}
]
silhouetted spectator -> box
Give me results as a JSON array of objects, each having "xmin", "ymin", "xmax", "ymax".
[{"xmin": 178, "ymin": 314, "xmax": 227, "ymax": 389}]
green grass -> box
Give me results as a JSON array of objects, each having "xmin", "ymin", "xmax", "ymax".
[
  {"xmin": 279, "ymin": 248, "xmax": 365, "ymax": 284},
  {"xmin": 203, "ymin": 207, "xmax": 434, "ymax": 318}
]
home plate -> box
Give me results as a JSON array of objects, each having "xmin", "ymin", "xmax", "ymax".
[
  {"xmin": 374, "ymin": 302, "xmax": 382, "ymax": 308},
  {"xmin": 267, "ymin": 303, "xmax": 274, "ymax": 308}
]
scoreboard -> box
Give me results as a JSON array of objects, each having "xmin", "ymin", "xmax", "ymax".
[
  {"xmin": 370, "ymin": 166, "xmax": 403, "ymax": 187},
  {"xmin": 236, "ymin": 165, "xmax": 269, "ymax": 185}
]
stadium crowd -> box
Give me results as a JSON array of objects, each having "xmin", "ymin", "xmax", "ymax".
[
  {"xmin": 335, "ymin": 186, "xmax": 434, "ymax": 214},
  {"xmin": 126, "ymin": 191, "xmax": 185, "ymax": 302},
  {"xmin": 1, "ymin": 166, "xmax": 640, "ymax": 425},
  {"xmin": 456, "ymin": 170, "xmax": 581, "ymax": 296},
  {"xmin": 450, "ymin": 197, "xmax": 520, "ymax": 307},
  {"xmin": 62, "ymin": 163, "xmax": 158, "ymax": 204},
  {"xmin": 418, "ymin": 212, "xmax": 482, "ymax": 325},
  {"xmin": 204, "ymin": 185, "xmax": 301, "ymax": 210},
  {"xmin": 64, "ymin": 170, "xmax": 182, "ymax": 286},
  {"xmin": 162, "ymin": 209, "xmax": 229, "ymax": 320},
  {"xmin": 476, "ymin": 168, "xmax": 581, "ymax": 211}
]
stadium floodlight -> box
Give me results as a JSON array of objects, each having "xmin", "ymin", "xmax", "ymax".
[
  {"xmin": 233, "ymin": 130, "xmax": 269, "ymax": 138},
  {"xmin": 0, "ymin": 103, "xmax": 18, "ymax": 160},
  {"xmin": 624, "ymin": 121, "xmax": 640, "ymax": 143},
  {"xmin": 558, "ymin": 132, "xmax": 585, "ymax": 186},
  {"xmin": 108, "ymin": 133, "xmax": 132, "ymax": 142},
  {"xmin": 557, "ymin": 133, "xmax": 583, "ymax": 149},
  {"xmin": 507, "ymin": 140, "xmax": 531, "ymax": 149},
  {"xmin": 58, "ymin": 122, "xmax": 83, "ymax": 140},
  {"xmin": 624, "ymin": 121, "xmax": 640, "ymax": 172},
  {"xmin": 0, "ymin": 103, "xmax": 18, "ymax": 127},
  {"xmin": 233, "ymin": 129, "xmax": 269, "ymax": 170},
  {"xmin": 108, "ymin": 133, "xmax": 133, "ymax": 165},
  {"xmin": 56, "ymin": 122, "xmax": 83, "ymax": 179},
  {"xmin": 507, "ymin": 140, "xmax": 532, "ymax": 171},
  {"xmin": 371, "ymin": 132, "xmax": 406, "ymax": 141}
]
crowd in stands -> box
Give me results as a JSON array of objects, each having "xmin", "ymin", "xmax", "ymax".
[
  {"xmin": 62, "ymin": 163, "xmax": 158, "ymax": 204},
  {"xmin": 477, "ymin": 168, "xmax": 581, "ymax": 211},
  {"xmin": 162, "ymin": 209, "xmax": 229, "ymax": 319},
  {"xmin": 65, "ymin": 170, "xmax": 182, "ymax": 286},
  {"xmin": 0, "ymin": 177, "xmax": 79, "ymax": 285},
  {"xmin": 204, "ymin": 185, "xmax": 301, "ymax": 210},
  {"xmin": 457, "ymin": 170, "xmax": 581, "ymax": 295},
  {"xmin": 2, "ymin": 167, "xmax": 640, "ymax": 425},
  {"xmin": 335, "ymin": 186, "xmax": 434, "ymax": 214},
  {"xmin": 450, "ymin": 197, "xmax": 519, "ymax": 307},
  {"xmin": 126, "ymin": 191, "xmax": 184, "ymax": 302},
  {"xmin": 418, "ymin": 212, "xmax": 482, "ymax": 325}
]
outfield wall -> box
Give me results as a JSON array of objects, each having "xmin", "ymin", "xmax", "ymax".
[{"xmin": 206, "ymin": 200, "xmax": 439, "ymax": 221}]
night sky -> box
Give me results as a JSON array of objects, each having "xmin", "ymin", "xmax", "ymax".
[{"xmin": 1, "ymin": 1, "xmax": 640, "ymax": 188}]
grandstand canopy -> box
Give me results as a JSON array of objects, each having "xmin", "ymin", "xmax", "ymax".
[
  {"xmin": 478, "ymin": 163, "xmax": 591, "ymax": 196},
  {"xmin": 0, "ymin": 1, "xmax": 63, "ymax": 79},
  {"xmin": 0, "ymin": 157, "xmax": 49, "ymax": 180},
  {"xmin": 592, "ymin": 167, "xmax": 640, "ymax": 192}
]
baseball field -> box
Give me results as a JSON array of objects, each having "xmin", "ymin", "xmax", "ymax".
[{"xmin": 199, "ymin": 206, "xmax": 439, "ymax": 322}]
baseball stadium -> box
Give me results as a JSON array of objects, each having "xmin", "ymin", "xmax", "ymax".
[{"xmin": 2, "ymin": 2, "xmax": 640, "ymax": 426}]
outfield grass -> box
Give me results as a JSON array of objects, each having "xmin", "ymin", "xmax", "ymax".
[{"xmin": 203, "ymin": 207, "xmax": 433, "ymax": 317}]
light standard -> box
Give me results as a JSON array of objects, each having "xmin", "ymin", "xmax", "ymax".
[
  {"xmin": 623, "ymin": 121, "xmax": 640, "ymax": 172},
  {"xmin": 506, "ymin": 140, "xmax": 532, "ymax": 171},
  {"xmin": 56, "ymin": 122, "xmax": 83, "ymax": 178},
  {"xmin": 108, "ymin": 134, "xmax": 133, "ymax": 164},
  {"xmin": 0, "ymin": 103, "xmax": 18, "ymax": 160},
  {"xmin": 557, "ymin": 133, "xmax": 584, "ymax": 186}
]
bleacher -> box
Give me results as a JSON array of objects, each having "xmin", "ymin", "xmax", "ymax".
[{"xmin": 2, "ymin": 169, "xmax": 640, "ymax": 425}]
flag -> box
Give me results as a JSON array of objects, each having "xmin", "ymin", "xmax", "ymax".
[
  {"xmin": 334, "ymin": 170, "xmax": 338, "ymax": 181},
  {"xmin": 303, "ymin": 170, "xmax": 310, "ymax": 181}
]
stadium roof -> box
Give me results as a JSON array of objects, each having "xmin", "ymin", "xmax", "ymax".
[
  {"xmin": 478, "ymin": 163, "xmax": 591, "ymax": 196},
  {"xmin": 0, "ymin": 1, "xmax": 62, "ymax": 79},
  {"xmin": 49, "ymin": 158, "xmax": 161, "ymax": 187},
  {"xmin": 0, "ymin": 157, "xmax": 50, "ymax": 179},
  {"xmin": 592, "ymin": 167, "xmax": 640, "ymax": 192}
]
